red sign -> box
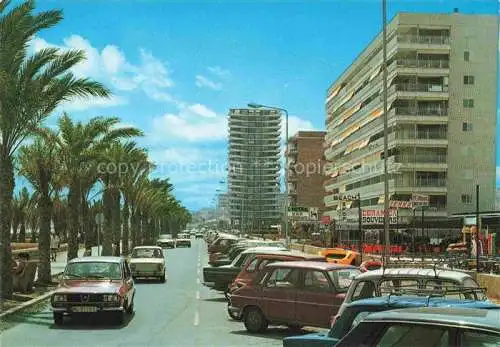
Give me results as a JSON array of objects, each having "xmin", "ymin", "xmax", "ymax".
[{"xmin": 321, "ymin": 216, "xmax": 331, "ymax": 224}]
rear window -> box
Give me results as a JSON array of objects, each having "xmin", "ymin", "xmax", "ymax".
[
  {"xmin": 327, "ymin": 253, "xmax": 346, "ymax": 260},
  {"xmin": 330, "ymin": 268, "xmax": 361, "ymax": 291}
]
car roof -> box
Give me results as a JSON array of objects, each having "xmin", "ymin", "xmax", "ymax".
[
  {"xmin": 215, "ymin": 233, "xmax": 240, "ymax": 240},
  {"xmin": 348, "ymin": 296, "xmax": 498, "ymax": 310},
  {"xmin": 364, "ymin": 307, "xmax": 500, "ymax": 333},
  {"xmin": 68, "ymin": 256, "xmax": 123, "ymax": 264},
  {"xmin": 354, "ymin": 268, "xmax": 473, "ymax": 281},
  {"xmin": 266, "ymin": 260, "xmax": 356, "ymax": 271},
  {"xmin": 133, "ymin": 246, "xmax": 162, "ymax": 250},
  {"xmin": 241, "ymin": 246, "xmax": 288, "ymax": 254},
  {"xmin": 255, "ymin": 249, "xmax": 324, "ymax": 259}
]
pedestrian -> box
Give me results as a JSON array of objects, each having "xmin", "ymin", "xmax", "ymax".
[{"xmin": 50, "ymin": 232, "xmax": 60, "ymax": 261}]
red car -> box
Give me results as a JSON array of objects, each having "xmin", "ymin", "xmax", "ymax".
[
  {"xmin": 228, "ymin": 261, "xmax": 360, "ymax": 332},
  {"xmin": 51, "ymin": 256, "xmax": 135, "ymax": 325}
]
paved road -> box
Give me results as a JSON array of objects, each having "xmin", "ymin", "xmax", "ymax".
[{"xmin": 1, "ymin": 239, "xmax": 316, "ymax": 347}]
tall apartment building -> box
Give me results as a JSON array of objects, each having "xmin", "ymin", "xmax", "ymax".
[
  {"xmin": 228, "ymin": 108, "xmax": 282, "ymax": 232},
  {"xmin": 288, "ymin": 131, "xmax": 327, "ymax": 213},
  {"xmin": 324, "ymin": 12, "xmax": 497, "ymax": 238}
]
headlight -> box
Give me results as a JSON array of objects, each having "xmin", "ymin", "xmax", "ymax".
[
  {"xmin": 103, "ymin": 294, "xmax": 120, "ymax": 302},
  {"xmin": 53, "ymin": 294, "xmax": 66, "ymax": 302}
]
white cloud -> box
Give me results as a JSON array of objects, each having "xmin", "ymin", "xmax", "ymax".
[
  {"xmin": 283, "ymin": 115, "xmax": 316, "ymax": 140},
  {"xmin": 151, "ymin": 113, "xmax": 227, "ymax": 142},
  {"xmin": 30, "ymin": 35, "xmax": 176, "ymax": 110},
  {"xmin": 195, "ymin": 75, "xmax": 223, "ymax": 91},
  {"xmin": 188, "ymin": 103, "xmax": 217, "ymax": 118},
  {"xmin": 208, "ymin": 66, "xmax": 231, "ymax": 78},
  {"xmin": 62, "ymin": 95, "xmax": 128, "ymax": 111}
]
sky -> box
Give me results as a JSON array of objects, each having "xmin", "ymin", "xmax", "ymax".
[{"xmin": 14, "ymin": 0, "xmax": 499, "ymax": 212}]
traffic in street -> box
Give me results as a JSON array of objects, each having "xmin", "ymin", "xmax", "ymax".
[{"xmin": 1, "ymin": 237, "xmax": 320, "ymax": 347}]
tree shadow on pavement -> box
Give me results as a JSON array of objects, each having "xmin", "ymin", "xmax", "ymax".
[
  {"xmin": 49, "ymin": 312, "xmax": 135, "ymax": 330},
  {"xmin": 3, "ymin": 311, "xmax": 54, "ymax": 328},
  {"xmin": 203, "ymin": 297, "xmax": 227, "ymax": 303},
  {"xmin": 230, "ymin": 327, "xmax": 319, "ymax": 341}
]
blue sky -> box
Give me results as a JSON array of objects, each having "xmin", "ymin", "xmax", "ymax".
[{"xmin": 20, "ymin": 0, "xmax": 498, "ymax": 211}]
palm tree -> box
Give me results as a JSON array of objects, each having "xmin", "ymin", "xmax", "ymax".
[
  {"xmin": 18, "ymin": 137, "xmax": 58, "ymax": 284},
  {"xmin": 44, "ymin": 114, "xmax": 142, "ymax": 260},
  {"xmin": 0, "ymin": 0, "xmax": 110, "ymax": 298}
]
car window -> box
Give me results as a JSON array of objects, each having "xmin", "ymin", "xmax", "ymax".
[
  {"xmin": 304, "ymin": 270, "xmax": 331, "ymax": 292},
  {"xmin": 460, "ymin": 330, "xmax": 500, "ymax": 347},
  {"xmin": 131, "ymin": 248, "xmax": 162, "ymax": 258},
  {"xmin": 352, "ymin": 281, "xmax": 376, "ymax": 301},
  {"xmin": 246, "ymin": 258, "xmax": 259, "ymax": 272},
  {"xmin": 258, "ymin": 259, "xmax": 278, "ymax": 270},
  {"xmin": 330, "ymin": 268, "xmax": 360, "ymax": 291},
  {"xmin": 378, "ymin": 279, "xmax": 419, "ymax": 295},
  {"xmin": 326, "ymin": 253, "xmax": 346, "ymax": 260},
  {"xmin": 376, "ymin": 324, "xmax": 449, "ymax": 347},
  {"xmin": 265, "ymin": 268, "xmax": 299, "ymax": 289},
  {"xmin": 351, "ymin": 311, "xmax": 372, "ymax": 330},
  {"xmin": 65, "ymin": 262, "xmax": 122, "ymax": 280}
]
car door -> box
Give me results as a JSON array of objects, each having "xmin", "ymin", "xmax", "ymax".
[
  {"xmin": 123, "ymin": 261, "xmax": 135, "ymax": 303},
  {"xmin": 261, "ymin": 267, "xmax": 300, "ymax": 324},
  {"xmin": 295, "ymin": 270, "xmax": 337, "ymax": 328}
]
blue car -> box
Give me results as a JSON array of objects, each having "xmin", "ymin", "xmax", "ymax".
[{"xmin": 282, "ymin": 296, "xmax": 499, "ymax": 347}]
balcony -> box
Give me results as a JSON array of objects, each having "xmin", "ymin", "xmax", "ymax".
[
  {"xmin": 395, "ymin": 177, "xmax": 447, "ymax": 194},
  {"xmin": 394, "ymin": 154, "xmax": 447, "ymax": 164},
  {"xmin": 397, "ymin": 35, "xmax": 450, "ymax": 46},
  {"xmin": 396, "ymin": 129, "xmax": 447, "ymax": 140},
  {"xmin": 395, "ymin": 83, "xmax": 448, "ymax": 93},
  {"xmin": 394, "ymin": 107, "xmax": 448, "ymax": 117},
  {"xmin": 396, "ymin": 59, "xmax": 449, "ymax": 69}
]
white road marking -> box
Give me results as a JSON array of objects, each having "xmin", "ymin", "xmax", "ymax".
[
  {"xmin": 194, "ymin": 310, "xmax": 199, "ymax": 326},
  {"xmin": 196, "ymin": 278, "xmax": 200, "ymax": 284},
  {"xmin": 196, "ymin": 291, "xmax": 200, "ymax": 300}
]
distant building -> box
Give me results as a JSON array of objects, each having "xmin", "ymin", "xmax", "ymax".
[
  {"xmin": 287, "ymin": 131, "xmax": 327, "ymax": 214},
  {"xmin": 227, "ymin": 108, "xmax": 282, "ymax": 232},
  {"xmin": 323, "ymin": 12, "xmax": 497, "ymax": 240}
]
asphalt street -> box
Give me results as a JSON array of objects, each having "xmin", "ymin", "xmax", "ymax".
[{"xmin": 0, "ymin": 239, "xmax": 318, "ymax": 347}]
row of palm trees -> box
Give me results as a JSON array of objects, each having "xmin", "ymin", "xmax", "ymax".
[{"xmin": 0, "ymin": 0, "xmax": 190, "ymax": 299}]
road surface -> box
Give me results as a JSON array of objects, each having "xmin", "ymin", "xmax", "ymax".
[{"xmin": 1, "ymin": 238, "xmax": 318, "ymax": 347}]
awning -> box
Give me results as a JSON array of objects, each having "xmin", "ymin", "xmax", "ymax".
[
  {"xmin": 358, "ymin": 138, "xmax": 370, "ymax": 150},
  {"xmin": 369, "ymin": 66, "xmax": 382, "ymax": 81}
]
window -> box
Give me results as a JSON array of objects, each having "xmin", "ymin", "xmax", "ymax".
[
  {"xmin": 351, "ymin": 311, "xmax": 372, "ymax": 330},
  {"xmin": 352, "ymin": 281, "xmax": 376, "ymax": 301},
  {"xmin": 463, "ymin": 99, "xmax": 474, "ymax": 108},
  {"xmin": 462, "ymin": 122, "xmax": 473, "ymax": 132},
  {"xmin": 304, "ymin": 271, "xmax": 331, "ymax": 291},
  {"xmin": 464, "ymin": 75, "xmax": 475, "ymax": 85},
  {"xmin": 464, "ymin": 50, "xmax": 470, "ymax": 61},
  {"xmin": 330, "ymin": 268, "xmax": 361, "ymax": 291},
  {"xmin": 246, "ymin": 258, "xmax": 259, "ymax": 272},
  {"xmin": 265, "ymin": 268, "xmax": 299, "ymax": 288},
  {"xmin": 462, "ymin": 194, "xmax": 473, "ymax": 204},
  {"xmin": 460, "ymin": 330, "xmax": 500, "ymax": 347},
  {"xmin": 376, "ymin": 324, "xmax": 449, "ymax": 347},
  {"xmin": 463, "ymin": 169, "xmax": 473, "ymax": 180}
]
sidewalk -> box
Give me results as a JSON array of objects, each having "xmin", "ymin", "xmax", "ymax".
[{"xmin": 34, "ymin": 246, "xmax": 97, "ymax": 281}]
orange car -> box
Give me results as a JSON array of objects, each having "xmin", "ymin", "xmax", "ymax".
[{"xmin": 320, "ymin": 248, "xmax": 360, "ymax": 266}]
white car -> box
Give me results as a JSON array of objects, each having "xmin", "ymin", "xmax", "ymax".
[{"xmin": 129, "ymin": 246, "xmax": 166, "ymax": 282}]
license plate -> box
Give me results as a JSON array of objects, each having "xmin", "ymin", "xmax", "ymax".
[{"xmin": 73, "ymin": 306, "xmax": 98, "ymax": 313}]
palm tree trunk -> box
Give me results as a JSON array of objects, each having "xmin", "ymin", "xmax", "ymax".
[
  {"xmin": 81, "ymin": 198, "xmax": 91, "ymax": 248},
  {"xmin": 122, "ymin": 198, "xmax": 130, "ymax": 255},
  {"xmin": 112, "ymin": 187, "xmax": 121, "ymax": 256},
  {"xmin": 38, "ymin": 170, "xmax": 53, "ymax": 284},
  {"xmin": 0, "ymin": 152, "xmax": 14, "ymax": 299},
  {"xmin": 19, "ymin": 221, "xmax": 26, "ymax": 242},
  {"xmin": 130, "ymin": 204, "xmax": 137, "ymax": 249},
  {"xmin": 11, "ymin": 221, "xmax": 19, "ymax": 243},
  {"xmin": 67, "ymin": 181, "xmax": 80, "ymax": 261},
  {"xmin": 102, "ymin": 183, "xmax": 113, "ymax": 256}
]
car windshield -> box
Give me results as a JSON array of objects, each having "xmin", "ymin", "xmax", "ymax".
[
  {"xmin": 330, "ymin": 268, "xmax": 361, "ymax": 291},
  {"xmin": 64, "ymin": 262, "xmax": 121, "ymax": 280},
  {"xmin": 131, "ymin": 248, "xmax": 163, "ymax": 258},
  {"xmin": 159, "ymin": 234, "xmax": 171, "ymax": 239}
]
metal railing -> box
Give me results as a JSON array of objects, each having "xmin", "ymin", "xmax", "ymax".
[
  {"xmin": 397, "ymin": 130, "xmax": 447, "ymax": 140},
  {"xmin": 397, "ymin": 35, "xmax": 450, "ymax": 45},
  {"xmin": 395, "ymin": 107, "xmax": 448, "ymax": 117},
  {"xmin": 395, "ymin": 83, "xmax": 448, "ymax": 93},
  {"xmin": 415, "ymin": 177, "xmax": 447, "ymax": 187},
  {"xmin": 396, "ymin": 59, "xmax": 449, "ymax": 69},
  {"xmin": 395, "ymin": 154, "xmax": 447, "ymax": 164}
]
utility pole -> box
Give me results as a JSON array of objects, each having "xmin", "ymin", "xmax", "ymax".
[
  {"xmin": 476, "ymin": 185, "xmax": 480, "ymax": 272},
  {"xmin": 358, "ymin": 193, "xmax": 363, "ymax": 262}
]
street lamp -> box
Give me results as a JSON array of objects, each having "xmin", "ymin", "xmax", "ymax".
[{"xmin": 248, "ymin": 102, "xmax": 290, "ymax": 247}]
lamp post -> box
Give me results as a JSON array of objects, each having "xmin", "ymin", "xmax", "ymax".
[{"xmin": 248, "ymin": 103, "xmax": 290, "ymax": 247}]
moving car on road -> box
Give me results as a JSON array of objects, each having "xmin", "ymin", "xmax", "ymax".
[
  {"xmin": 129, "ymin": 246, "xmax": 166, "ymax": 282},
  {"xmin": 335, "ymin": 307, "xmax": 500, "ymax": 347},
  {"xmin": 175, "ymin": 233, "xmax": 191, "ymax": 247},
  {"xmin": 51, "ymin": 256, "xmax": 135, "ymax": 325},
  {"xmin": 229, "ymin": 261, "xmax": 360, "ymax": 332},
  {"xmin": 157, "ymin": 234, "xmax": 175, "ymax": 248}
]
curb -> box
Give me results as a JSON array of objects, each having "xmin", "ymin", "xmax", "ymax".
[{"xmin": 0, "ymin": 272, "xmax": 62, "ymax": 320}]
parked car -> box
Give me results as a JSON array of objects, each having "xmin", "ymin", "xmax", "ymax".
[
  {"xmin": 208, "ymin": 233, "xmax": 241, "ymax": 255},
  {"xmin": 129, "ymin": 246, "xmax": 166, "ymax": 282},
  {"xmin": 229, "ymin": 261, "xmax": 360, "ymax": 332},
  {"xmin": 283, "ymin": 288, "xmax": 498, "ymax": 347},
  {"xmin": 359, "ymin": 260, "xmax": 383, "ymax": 272},
  {"xmin": 157, "ymin": 234, "xmax": 175, "ymax": 248},
  {"xmin": 195, "ymin": 232, "xmax": 204, "ymax": 239},
  {"xmin": 210, "ymin": 240, "xmax": 286, "ymax": 267},
  {"xmin": 175, "ymin": 233, "xmax": 191, "ymax": 247},
  {"xmin": 51, "ymin": 256, "xmax": 135, "ymax": 325},
  {"xmin": 320, "ymin": 248, "xmax": 360, "ymax": 266},
  {"xmin": 336, "ymin": 267, "xmax": 485, "ymax": 323},
  {"xmin": 335, "ymin": 307, "xmax": 500, "ymax": 347},
  {"xmin": 203, "ymin": 247, "xmax": 287, "ymax": 292}
]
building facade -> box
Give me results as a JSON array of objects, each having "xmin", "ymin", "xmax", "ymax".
[
  {"xmin": 288, "ymin": 131, "xmax": 327, "ymax": 213},
  {"xmin": 227, "ymin": 108, "xmax": 282, "ymax": 232},
  {"xmin": 323, "ymin": 12, "xmax": 497, "ymax": 241}
]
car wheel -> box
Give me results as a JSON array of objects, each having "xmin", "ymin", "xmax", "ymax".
[
  {"xmin": 126, "ymin": 297, "xmax": 134, "ymax": 314},
  {"xmin": 244, "ymin": 307, "xmax": 267, "ymax": 333},
  {"xmin": 116, "ymin": 309, "xmax": 126, "ymax": 325},
  {"xmin": 227, "ymin": 302, "xmax": 242, "ymax": 321},
  {"xmin": 53, "ymin": 312, "xmax": 64, "ymax": 325},
  {"xmin": 160, "ymin": 273, "xmax": 166, "ymax": 283}
]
